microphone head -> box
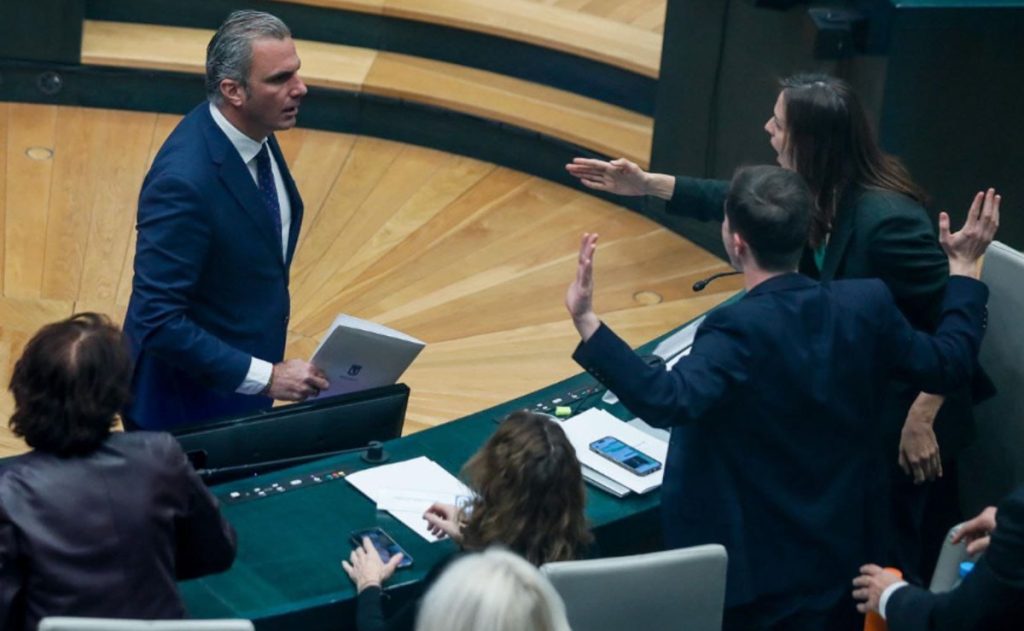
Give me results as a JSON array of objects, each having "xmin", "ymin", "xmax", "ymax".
[{"xmin": 692, "ymin": 279, "xmax": 708, "ymax": 292}]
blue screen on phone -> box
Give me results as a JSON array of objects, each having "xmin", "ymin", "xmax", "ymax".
[{"xmin": 590, "ymin": 436, "xmax": 661, "ymax": 475}]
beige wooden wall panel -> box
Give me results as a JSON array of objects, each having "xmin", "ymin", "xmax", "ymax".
[
  {"xmin": 81, "ymin": 21, "xmax": 653, "ymax": 167},
  {"xmin": 272, "ymin": 0, "xmax": 663, "ymax": 75},
  {"xmin": 0, "ymin": 104, "xmax": 737, "ymax": 456}
]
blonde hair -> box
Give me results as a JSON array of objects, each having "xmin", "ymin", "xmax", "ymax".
[{"xmin": 415, "ymin": 548, "xmax": 572, "ymax": 631}]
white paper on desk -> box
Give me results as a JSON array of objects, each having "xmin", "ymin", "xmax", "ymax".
[
  {"xmin": 346, "ymin": 457, "xmax": 471, "ymax": 542},
  {"xmin": 559, "ymin": 408, "xmax": 668, "ymax": 494},
  {"xmin": 652, "ymin": 315, "xmax": 705, "ymax": 359}
]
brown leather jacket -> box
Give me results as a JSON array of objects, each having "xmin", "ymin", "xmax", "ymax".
[{"xmin": 0, "ymin": 431, "xmax": 236, "ymax": 629}]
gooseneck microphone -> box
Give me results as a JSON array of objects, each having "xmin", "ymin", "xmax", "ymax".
[{"xmin": 692, "ymin": 270, "xmax": 742, "ymax": 292}]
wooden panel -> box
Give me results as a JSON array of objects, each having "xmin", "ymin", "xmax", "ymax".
[
  {"xmin": 0, "ymin": 104, "xmax": 733, "ymax": 457},
  {"xmin": 78, "ymin": 110, "xmax": 155, "ymax": 304},
  {"xmin": 81, "ymin": 21, "xmax": 377, "ymax": 92},
  {"xmin": 80, "ymin": 21, "xmax": 653, "ymax": 166},
  {"xmin": 4, "ymin": 104, "xmax": 57, "ymax": 299},
  {"xmin": 273, "ymin": 0, "xmax": 662, "ymax": 75},
  {"xmin": 0, "ymin": 104, "xmax": 7, "ymax": 296},
  {"xmin": 41, "ymin": 107, "xmax": 97, "ymax": 301},
  {"xmin": 364, "ymin": 52, "xmax": 652, "ymax": 166}
]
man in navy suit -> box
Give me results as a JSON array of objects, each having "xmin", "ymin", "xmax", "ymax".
[
  {"xmin": 565, "ymin": 166, "xmax": 999, "ymax": 630},
  {"xmin": 124, "ymin": 11, "xmax": 329, "ymax": 430},
  {"xmin": 853, "ymin": 485, "xmax": 1024, "ymax": 630}
]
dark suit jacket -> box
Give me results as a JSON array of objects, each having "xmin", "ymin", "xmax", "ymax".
[
  {"xmin": 667, "ymin": 176, "xmax": 989, "ymax": 456},
  {"xmin": 123, "ymin": 103, "xmax": 304, "ymax": 430},
  {"xmin": 886, "ymin": 485, "xmax": 1024, "ymax": 631},
  {"xmin": 0, "ymin": 432, "xmax": 237, "ymax": 630},
  {"xmin": 573, "ymin": 274, "xmax": 987, "ymax": 613}
]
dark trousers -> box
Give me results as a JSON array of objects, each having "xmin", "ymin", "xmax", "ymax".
[
  {"xmin": 888, "ymin": 459, "xmax": 964, "ymax": 584},
  {"xmin": 723, "ymin": 592, "xmax": 861, "ymax": 631}
]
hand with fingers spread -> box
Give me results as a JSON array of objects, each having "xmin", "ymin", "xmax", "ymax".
[
  {"xmin": 342, "ymin": 537, "xmax": 404, "ymax": 593},
  {"xmin": 940, "ymin": 188, "xmax": 1001, "ymax": 279},
  {"xmin": 952, "ymin": 505, "xmax": 998, "ymax": 556},
  {"xmin": 898, "ymin": 393, "xmax": 944, "ymax": 484},
  {"xmin": 423, "ymin": 502, "xmax": 464, "ymax": 542},
  {"xmin": 565, "ymin": 233, "xmax": 601, "ymax": 342}
]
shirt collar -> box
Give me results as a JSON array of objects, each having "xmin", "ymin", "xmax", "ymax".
[{"xmin": 208, "ymin": 103, "xmax": 266, "ymax": 164}]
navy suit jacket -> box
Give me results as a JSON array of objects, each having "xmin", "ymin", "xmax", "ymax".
[
  {"xmin": 123, "ymin": 104, "xmax": 304, "ymax": 430},
  {"xmin": 573, "ymin": 274, "xmax": 987, "ymax": 613},
  {"xmin": 886, "ymin": 485, "xmax": 1024, "ymax": 631}
]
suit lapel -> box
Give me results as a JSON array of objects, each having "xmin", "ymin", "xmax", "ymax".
[
  {"xmin": 201, "ymin": 108, "xmax": 286, "ymax": 268},
  {"xmin": 819, "ymin": 191, "xmax": 860, "ymax": 281}
]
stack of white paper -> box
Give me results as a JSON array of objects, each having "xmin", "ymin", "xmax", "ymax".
[
  {"xmin": 311, "ymin": 314, "xmax": 425, "ymax": 398},
  {"xmin": 346, "ymin": 456, "xmax": 472, "ymax": 542},
  {"xmin": 559, "ymin": 408, "xmax": 669, "ymax": 495}
]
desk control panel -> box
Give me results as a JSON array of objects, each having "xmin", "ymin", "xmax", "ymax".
[
  {"xmin": 494, "ymin": 382, "xmax": 604, "ymax": 422},
  {"xmin": 220, "ymin": 466, "xmax": 349, "ymax": 505}
]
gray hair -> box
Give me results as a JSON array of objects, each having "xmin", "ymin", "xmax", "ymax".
[
  {"xmin": 205, "ymin": 10, "xmax": 291, "ymax": 104},
  {"xmin": 415, "ymin": 548, "xmax": 572, "ymax": 631}
]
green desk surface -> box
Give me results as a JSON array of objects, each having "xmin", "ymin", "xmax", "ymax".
[{"xmin": 180, "ymin": 295, "xmax": 739, "ymax": 630}]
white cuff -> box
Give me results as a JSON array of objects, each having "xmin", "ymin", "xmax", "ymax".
[
  {"xmin": 236, "ymin": 357, "xmax": 273, "ymax": 395},
  {"xmin": 879, "ymin": 581, "xmax": 909, "ymax": 620}
]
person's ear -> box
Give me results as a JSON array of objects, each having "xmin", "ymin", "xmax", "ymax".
[
  {"xmin": 731, "ymin": 232, "xmax": 747, "ymax": 259},
  {"xmin": 219, "ymin": 79, "xmax": 246, "ymax": 108}
]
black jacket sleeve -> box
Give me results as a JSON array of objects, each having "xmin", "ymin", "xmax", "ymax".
[{"xmin": 665, "ymin": 176, "xmax": 729, "ymax": 222}]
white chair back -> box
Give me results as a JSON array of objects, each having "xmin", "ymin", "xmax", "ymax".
[{"xmin": 540, "ymin": 544, "xmax": 727, "ymax": 631}]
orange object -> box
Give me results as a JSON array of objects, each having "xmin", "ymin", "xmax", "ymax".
[{"xmin": 864, "ymin": 568, "xmax": 904, "ymax": 631}]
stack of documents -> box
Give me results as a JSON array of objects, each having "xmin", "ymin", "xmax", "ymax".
[
  {"xmin": 346, "ymin": 456, "xmax": 471, "ymax": 541},
  {"xmin": 559, "ymin": 408, "xmax": 670, "ymax": 495},
  {"xmin": 311, "ymin": 314, "xmax": 425, "ymax": 398}
]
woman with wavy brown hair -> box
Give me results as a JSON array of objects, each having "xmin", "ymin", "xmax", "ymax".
[{"xmin": 343, "ymin": 410, "xmax": 591, "ymax": 631}]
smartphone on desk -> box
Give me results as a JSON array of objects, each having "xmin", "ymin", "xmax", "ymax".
[
  {"xmin": 350, "ymin": 527, "xmax": 414, "ymax": 569},
  {"xmin": 589, "ymin": 436, "xmax": 662, "ymax": 477}
]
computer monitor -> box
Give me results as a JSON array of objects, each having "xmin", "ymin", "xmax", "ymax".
[{"xmin": 173, "ymin": 384, "xmax": 409, "ymax": 481}]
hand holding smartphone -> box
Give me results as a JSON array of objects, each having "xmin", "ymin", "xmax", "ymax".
[{"xmin": 350, "ymin": 527, "xmax": 414, "ymax": 568}]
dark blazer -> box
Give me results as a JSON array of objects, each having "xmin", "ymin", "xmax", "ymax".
[
  {"xmin": 573, "ymin": 274, "xmax": 987, "ymax": 613},
  {"xmin": 123, "ymin": 103, "xmax": 304, "ymax": 430},
  {"xmin": 667, "ymin": 176, "xmax": 989, "ymax": 455},
  {"xmin": 0, "ymin": 432, "xmax": 237, "ymax": 630},
  {"xmin": 886, "ymin": 485, "xmax": 1024, "ymax": 631}
]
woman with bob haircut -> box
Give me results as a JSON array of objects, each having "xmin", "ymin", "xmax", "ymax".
[
  {"xmin": 343, "ymin": 410, "xmax": 592, "ymax": 631},
  {"xmin": 566, "ymin": 72, "xmax": 988, "ymax": 583},
  {"xmin": 414, "ymin": 548, "xmax": 572, "ymax": 631},
  {"xmin": 0, "ymin": 313, "xmax": 237, "ymax": 630}
]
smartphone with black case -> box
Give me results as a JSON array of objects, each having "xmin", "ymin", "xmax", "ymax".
[
  {"xmin": 589, "ymin": 435, "xmax": 662, "ymax": 476},
  {"xmin": 350, "ymin": 527, "xmax": 414, "ymax": 568}
]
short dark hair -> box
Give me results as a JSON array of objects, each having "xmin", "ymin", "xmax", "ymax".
[
  {"xmin": 779, "ymin": 73, "xmax": 927, "ymax": 247},
  {"xmin": 8, "ymin": 313, "xmax": 132, "ymax": 456},
  {"xmin": 724, "ymin": 165, "xmax": 812, "ymax": 272}
]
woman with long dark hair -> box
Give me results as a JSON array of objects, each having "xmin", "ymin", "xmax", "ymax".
[
  {"xmin": 343, "ymin": 410, "xmax": 592, "ymax": 631},
  {"xmin": 567, "ymin": 73, "xmax": 986, "ymax": 584}
]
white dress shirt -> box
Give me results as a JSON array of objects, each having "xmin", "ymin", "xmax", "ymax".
[{"xmin": 209, "ymin": 104, "xmax": 292, "ymax": 395}]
